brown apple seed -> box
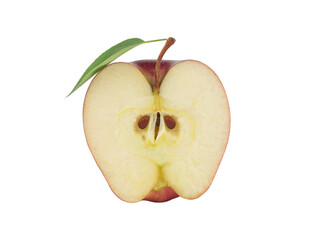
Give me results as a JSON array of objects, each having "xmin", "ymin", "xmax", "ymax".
[
  {"xmin": 138, "ymin": 116, "xmax": 150, "ymax": 129},
  {"xmin": 164, "ymin": 116, "xmax": 176, "ymax": 129}
]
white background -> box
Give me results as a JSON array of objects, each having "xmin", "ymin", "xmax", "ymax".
[{"xmin": 1, "ymin": 0, "xmax": 309, "ymax": 239}]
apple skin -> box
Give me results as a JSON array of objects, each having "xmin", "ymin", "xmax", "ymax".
[
  {"xmin": 131, "ymin": 60, "xmax": 178, "ymax": 88},
  {"xmin": 143, "ymin": 186, "xmax": 179, "ymax": 202}
]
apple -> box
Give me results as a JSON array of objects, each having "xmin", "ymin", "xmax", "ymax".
[{"xmin": 83, "ymin": 38, "xmax": 230, "ymax": 202}]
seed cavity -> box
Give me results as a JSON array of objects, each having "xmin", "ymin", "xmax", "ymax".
[
  {"xmin": 154, "ymin": 112, "xmax": 160, "ymax": 140},
  {"xmin": 156, "ymin": 112, "xmax": 160, "ymax": 126},
  {"xmin": 138, "ymin": 115, "xmax": 150, "ymax": 129},
  {"xmin": 164, "ymin": 116, "xmax": 176, "ymax": 129}
]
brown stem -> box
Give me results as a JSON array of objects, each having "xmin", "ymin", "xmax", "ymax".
[{"xmin": 154, "ymin": 37, "xmax": 176, "ymax": 92}]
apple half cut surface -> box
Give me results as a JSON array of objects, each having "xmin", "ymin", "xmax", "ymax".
[{"xmin": 83, "ymin": 58, "xmax": 230, "ymax": 203}]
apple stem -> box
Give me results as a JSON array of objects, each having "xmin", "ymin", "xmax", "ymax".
[{"xmin": 154, "ymin": 37, "xmax": 176, "ymax": 93}]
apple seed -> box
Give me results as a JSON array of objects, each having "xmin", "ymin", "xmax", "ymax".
[
  {"xmin": 164, "ymin": 116, "xmax": 176, "ymax": 129},
  {"xmin": 138, "ymin": 116, "xmax": 150, "ymax": 129}
]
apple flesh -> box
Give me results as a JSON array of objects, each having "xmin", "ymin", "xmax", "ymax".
[{"xmin": 83, "ymin": 60, "xmax": 230, "ymax": 202}]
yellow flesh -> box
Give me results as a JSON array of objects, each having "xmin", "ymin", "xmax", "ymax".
[{"xmin": 83, "ymin": 61, "xmax": 230, "ymax": 202}]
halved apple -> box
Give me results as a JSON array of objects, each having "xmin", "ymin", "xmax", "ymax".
[{"xmin": 83, "ymin": 57, "xmax": 230, "ymax": 202}]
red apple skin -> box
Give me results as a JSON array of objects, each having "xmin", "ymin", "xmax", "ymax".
[
  {"xmin": 143, "ymin": 186, "xmax": 179, "ymax": 202},
  {"xmin": 131, "ymin": 60, "xmax": 178, "ymax": 88}
]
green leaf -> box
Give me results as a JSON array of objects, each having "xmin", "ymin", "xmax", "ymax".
[{"xmin": 67, "ymin": 38, "xmax": 167, "ymax": 97}]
